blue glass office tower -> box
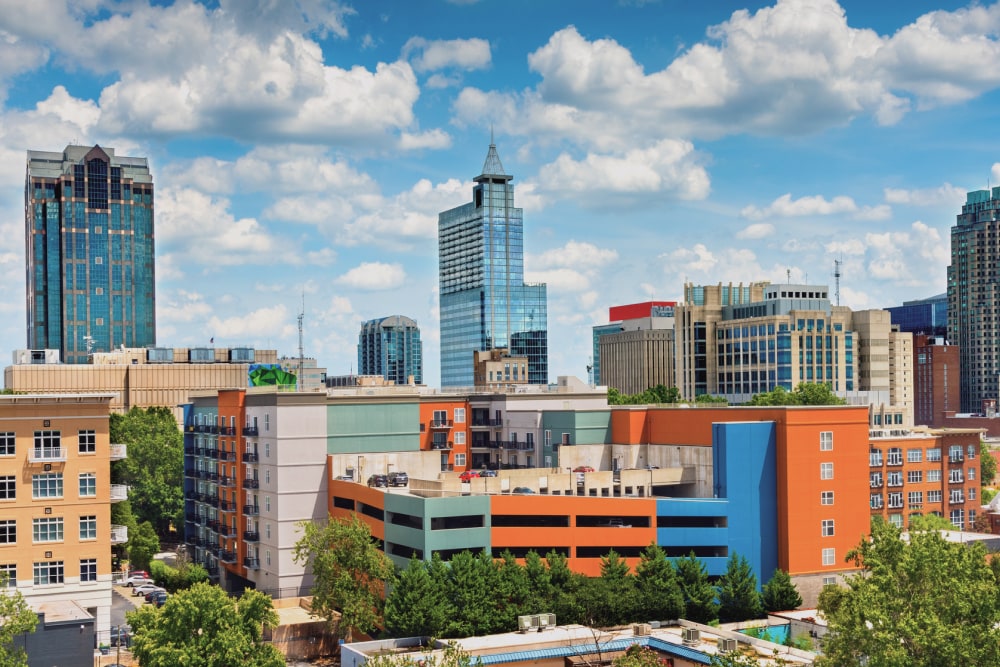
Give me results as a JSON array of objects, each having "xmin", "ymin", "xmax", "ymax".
[
  {"xmin": 887, "ymin": 293, "xmax": 947, "ymax": 337},
  {"xmin": 358, "ymin": 315, "xmax": 423, "ymax": 385},
  {"xmin": 439, "ymin": 142, "xmax": 548, "ymax": 387},
  {"xmin": 26, "ymin": 145, "xmax": 155, "ymax": 363}
]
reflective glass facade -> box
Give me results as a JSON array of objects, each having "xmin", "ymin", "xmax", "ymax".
[
  {"xmin": 26, "ymin": 145, "xmax": 155, "ymax": 363},
  {"xmin": 358, "ymin": 315, "xmax": 423, "ymax": 385},
  {"xmin": 439, "ymin": 143, "xmax": 548, "ymax": 386}
]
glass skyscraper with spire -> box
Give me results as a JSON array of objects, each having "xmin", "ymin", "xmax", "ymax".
[
  {"xmin": 25, "ymin": 145, "xmax": 155, "ymax": 363},
  {"xmin": 438, "ymin": 142, "xmax": 548, "ymax": 387}
]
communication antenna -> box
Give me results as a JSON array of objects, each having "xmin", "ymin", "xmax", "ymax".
[
  {"xmin": 586, "ymin": 356, "xmax": 594, "ymax": 386},
  {"xmin": 834, "ymin": 258, "xmax": 843, "ymax": 306},
  {"xmin": 297, "ymin": 293, "xmax": 305, "ymax": 391},
  {"xmin": 786, "ymin": 269, "xmax": 791, "ymax": 284}
]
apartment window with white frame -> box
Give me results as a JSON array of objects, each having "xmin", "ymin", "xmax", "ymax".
[
  {"xmin": 0, "ymin": 563, "xmax": 14, "ymax": 587},
  {"xmin": 0, "ymin": 476, "xmax": 14, "ymax": 501},
  {"xmin": 928, "ymin": 490, "xmax": 942, "ymax": 503},
  {"xmin": 822, "ymin": 576, "xmax": 837, "ymax": 586},
  {"xmin": 264, "ymin": 442, "xmax": 270, "ymax": 458},
  {"xmin": 78, "ymin": 473, "xmax": 96, "ymax": 497},
  {"xmin": 31, "ymin": 473, "xmax": 62, "ymax": 499},
  {"xmin": 870, "ymin": 472, "xmax": 882, "ymax": 488},
  {"xmin": 78, "ymin": 430, "xmax": 96, "ymax": 454},
  {"xmin": 80, "ymin": 558, "xmax": 97, "ymax": 582},
  {"xmin": 822, "ymin": 548, "xmax": 835, "ymax": 566},
  {"xmin": 907, "ymin": 448, "xmax": 922, "ymax": 463},
  {"xmin": 870, "ymin": 494, "xmax": 883, "ymax": 509},
  {"xmin": 889, "ymin": 514, "xmax": 903, "ymax": 528},
  {"xmin": 950, "ymin": 489, "xmax": 965, "ymax": 504},
  {"xmin": 33, "ymin": 561, "xmax": 63, "ymax": 585},
  {"xmin": 908, "ymin": 491, "xmax": 923, "ymax": 506},
  {"xmin": 454, "ymin": 431, "xmax": 466, "ymax": 445},
  {"xmin": 265, "ymin": 469, "xmax": 270, "ymax": 485},
  {"xmin": 79, "ymin": 515, "xmax": 97, "ymax": 540},
  {"xmin": 264, "ymin": 496, "xmax": 270, "ymax": 512},
  {"xmin": 968, "ymin": 444, "xmax": 976, "ymax": 459},
  {"xmin": 264, "ymin": 413, "xmax": 270, "ymax": 432},
  {"xmin": 927, "ymin": 447, "xmax": 941, "ymax": 462},
  {"xmin": 969, "ymin": 487, "xmax": 977, "ymax": 501},
  {"xmin": 0, "ymin": 433, "xmax": 13, "ymax": 456},
  {"xmin": 32, "ymin": 518, "xmax": 63, "ymax": 542},
  {"xmin": 869, "ymin": 449, "xmax": 882, "ymax": 466},
  {"xmin": 888, "ymin": 492, "xmax": 903, "ymax": 509},
  {"xmin": 454, "ymin": 408, "xmax": 465, "ymax": 423},
  {"xmin": 820, "ymin": 431, "xmax": 833, "ymax": 451},
  {"xmin": 968, "ymin": 467, "xmax": 976, "ymax": 480},
  {"xmin": 927, "ymin": 469, "xmax": 941, "ymax": 483},
  {"xmin": 0, "ymin": 520, "xmax": 14, "ymax": 544},
  {"xmin": 950, "ymin": 509, "xmax": 965, "ymax": 529},
  {"xmin": 907, "ymin": 470, "xmax": 923, "ymax": 484},
  {"xmin": 949, "ymin": 469, "xmax": 964, "ymax": 484},
  {"xmin": 265, "ymin": 523, "xmax": 270, "ymax": 539},
  {"xmin": 821, "ymin": 491, "xmax": 834, "ymax": 505},
  {"xmin": 886, "ymin": 448, "xmax": 903, "ymax": 465},
  {"xmin": 821, "ymin": 519, "xmax": 835, "ymax": 537},
  {"xmin": 265, "ymin": 550, "xmax": 271, "ymax": 566},
  {"xmin": 887, "ymin": 471, "xmax": 903, "ymax": 487},
  {"xmin": 820, "ymin": 462, "xmax": 834, "ymax": 480},
  {"xmin": 455, "ymin": 453, "xmax": 466, "ymax": 467}
]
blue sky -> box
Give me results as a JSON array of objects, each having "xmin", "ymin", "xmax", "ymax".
[{"xmin": 1, "ymin": 0, "xmax": 999, "ymax": 387}]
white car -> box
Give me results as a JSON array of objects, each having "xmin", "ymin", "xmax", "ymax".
[
  {"xmin": 123, "ymin": 574, "xmax": 154, "ymax": 587},
  {"xmin": 132, "ymin": 583, "xmax": 164, "ymax": 597}
]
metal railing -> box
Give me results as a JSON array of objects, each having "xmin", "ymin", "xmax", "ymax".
[
  {"xmin": 111, "ymin": 524, "xmax": 128, "ymax": 543},
  {"xmin": 109, "ymin": 443, "xmax": 127, "ymax": 460},
  {"xmin": 28, "ymin": 447, "xmax": 66, "ymax": 462},
  {"xmin": 110, "ymin": 484, "xmax": 129, "ymax": 501}
]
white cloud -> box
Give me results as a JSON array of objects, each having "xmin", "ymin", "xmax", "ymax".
[
  {"xmin": 338, "ymin": 178, "xmax": 467, "ymax": 248},
  {"xmin": 402, "ymin": 37, "xmax": 491, "ymax": 73},
  {"xmin": 884, "ymin": 183, "xmax": 965, "ymax": 207},
  {"xmin": 209, "ymin": 304, "xmax": 295, "ymax": 340},
  {"xmin": 736, "ymin": 223, "xmax": 775, "ymax": 240},
  {"xmin": 863, "ymin": 221, "xmax": 948, "ymax": 285},
  {"xmin": 825, "ymin": 239, "xmax": 867, "ymax": 256},
  {"xmin": 530, "ymin": 240, "xmax": 619, "ymax": 269},
  {"xmin": 524, "ymin": 268, "xmax": 592, "ymax": 291},
  {"xmin": 741, "ymin": 193, "xmax": 889, "ymax": 221},
  {"xmin": 335, "ymin": 262, "xmax": 407, "ymax": 290}
]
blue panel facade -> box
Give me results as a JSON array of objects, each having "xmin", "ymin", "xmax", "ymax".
[
  {"xmin": 711, "ymin": 421, "xmax": 778, "ymax": 586},
  {"xmin": 26, "ymin": 145, "xmax": 155, "ymax": 363},
  {"xmin": 358, "ymin": 315, "xmax": 423, "ymax": 385},
  {"xmin": 656, "ymin": 498, "xmax": 730, "ymax": 577},
  {"xmin": 439, "ymin": 143, "xmax": 548, "ymax": 386}
]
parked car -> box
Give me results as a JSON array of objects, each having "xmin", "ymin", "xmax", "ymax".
[
  {"xmin": 478, "ymin": 469, "xmax": 498, "ymax": 477},
  {"xmin": 123, "ymin": 574, "xmax": 154, "ymax": 587},
  {"xmin": 132, "ymin": 583, "xmax": 165, "ymax": 597},
  {"xmin": 151, "ymin": 592, "xmax": 170, "ymax": 607},
  {"xmin": 109, "ymin": 626, "xmax": 131, "ymax": 648},
  {"xmin": 387, "ymin": 471, "xmax": 409, "ymax": 487},
  {"xmin": 144, "ymin": 589, "xmax": 166, "ymax": 603},
  {"xmin": 572, "ymin": 466, "xmax": 595, "ymax": 473},
  {"xmin": 127, "ymin": 570, "xmax": 149, "ymax": 579},
  {"xmin": 367, "ymin": 474, "xmax": 388, "ymax": 488},
  {"xmin": 512, "ymin": 486, "xmax": 534, "ymax": 494},
  {"xmin": 459, "ymin": 470, "xmax": 480, "ymax": 482}
]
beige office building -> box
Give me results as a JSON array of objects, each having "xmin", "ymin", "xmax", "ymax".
[
  {"xmin": 598, "ymin": 328, "xmax": 675, "ymax": 395},
  {"xmin": 5, "ymin": 346, "xmax": 280, "ymax": 423}
]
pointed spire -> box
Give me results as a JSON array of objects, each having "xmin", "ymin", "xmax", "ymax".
[{"xmin": 481, "ymin": 141, "xmax": 507, "ymax": 177}]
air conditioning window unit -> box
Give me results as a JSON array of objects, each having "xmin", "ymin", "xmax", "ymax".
[
  {"xmin": 517, "ymin": 615, "xmax": 534, "ymax": 633},
  {"xmin": 632, "ymin": 623, "xmax": 651, "ymax": 636},
  {"xmin": 682, "ymin": 628, "xmax": 700, "ymax": 644},
  {"xmin": 717, "ymin": 638, "xmax": 737, "ymax": 653}
]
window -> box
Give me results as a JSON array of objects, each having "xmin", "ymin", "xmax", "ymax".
[
  {"xmin": 822, "ymin": 576, "xmax": 837, "ymax": 586},
  {"xmin": 0, "ymin": 476, "xmax": 13, "ymax": 501},
  {"xmin": 928, "ymin": 490, "xmax": 942, "ymax": 503},
  {"xmin": 950, "ymin": 490, "xmax": 965, "ymax": 504},
  {"xmin": 265, "ymin": 523, "xmax": 271, "ymax": 539},
  {"xmin": 822, "ymin": 548, "xmax": 835, "ymax": 566},
  {"xmin": 950, "ymin": 509, "xmax": 965, "ymax": 529},
  {"xmin": 33, "ymin": 430, "xmax": 61, "ymax": 457},
  {"xmin": 265, "ymin": 550, "xmax": 271, "ymax": 566},
  {"xmin": 79, "ymin": 473, "xmax": 96, "ymax": 497},
  {"xmin": 264, "ymin": 496, "xmax": 270, "ymax": 512},
  {"xmin": 888, "ymin": 492, "xmax": 903, "ymax": 509},
  {"xmin": 264, "ymin": 413, "xmax": 270, "ymax": 432},
  {"xmin": 907, "ymin": 449, "xmax": 922, "ymax": 463},
  {"xmin": 0, "ymin": 433, "xmax": 12, "ymax": 456},
  {"xmin": 889, "ymin": 514, "xmax": 903, "ymax": 528},
  {"xmin": 264, "ymin": 442, "xmax": 270, "ymax": 458},
  {"xmin": 969, "ymin": 488, "xmax": 977, "ymax": 501},
  {"xmin": 870, "ymin": 494, "xmax": 883, "ymax": 509},
  {"xmin": 265, "ymin": 469, "xmax": 270, "ymax": 485},
  {"xmin": 0, "ymin": 564, "xmax": 14, "ymax": 587},
  {"xmin": 949, "ymin": 469, "xmax": 964, "ymax": 484},
  {"xmin": 968, "ymin": 444, "xmax": 976, "ymax": 459},
  {"xmin": 820, "ymin": 431, "xmax": 833, "ymax": 451},
  {"xmin": 820, "ymin": 462, "xmax": 834, "ymax": 480},
  {"xmin": 33, "ymin": 561, "xmax": 63, "ymax": 585},
  {"xmin": 927, "ymin": 469, "xmax": 941, "ymax": 483},
  {"xmin": 908, "ymin": 491, "xmax": 923, "ymax": 506},
  {"xmin": 33, "ymin": 518, "xmax": 63, "ymax": 542},
  {"xmin": 886, "ymin": 448, "xmax": 903, "ymax": 465},
  {"xmin": 32, "ymin": 473, "xmax": 62, "ymax": 499},
  {"xmin": 927, "ymin": 448, "xmax": 941, "ymax": 462},
  {"xmin": 968, "ymin": 467, "xmax": 976, "ymax": 481},
  {"xmin": 869, "ymin": 449, "xmax": 883, "ymax": 467},
  {"xmin": 454, "ymin": 408, "xmax": 466, "ymax": 423},
  {"xmin": 821, "ymin": 491, "xmax": 834, "ymax": 505},
  {"xmin": 870, "ymin": 472, "xmax": 883, "ymax": 488},
  {"xmin": 0, "ymin": 520, "xmax": 15, "ymax": 544},
  {"xmin": 949, "ymin": 445, "xmax": 963, "ymax": 462},
  {"xmin": 78, "ymin": 430, "xmax": 95, "ymax": 454},
  {"xmin": 454, "ymin": 431, "xmax": 466, "ymax": 445},
  {"xmin": 79, "ymin": 515, "xmax": 97, "ymax": 540},
  {"xmin": 907, "ymin": 470, "xmax": 923, "ymax": 484},
  {"xmin": 888, "ymin": 471, "xmax": 903, "ymax": 487},
  {"xmin": 821, "ymin": 519, "xmax": 835, "ymax": 537},
  {"xmin": 454, "ymin": 453, "xmax": 466, "ymax": 467},
  {"xmin": 80, "ymin": 559, "xmax": 97, "ymax": 582}
]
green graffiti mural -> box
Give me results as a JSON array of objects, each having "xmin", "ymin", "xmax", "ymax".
[{"xmin": 248, "ymin": 364, "xmax": 297, "ymax": 387}]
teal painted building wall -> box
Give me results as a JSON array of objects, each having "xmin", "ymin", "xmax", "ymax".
[
  {"xmin": 383, "ymin": 494, "xmax": 491, "ymax": 568},
  {"xmin": 327, "ymin": 402, "xmax": 420, "ymax": 454}
]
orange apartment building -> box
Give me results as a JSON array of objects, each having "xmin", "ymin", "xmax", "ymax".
[
  {"xmin": 0, "ymin": 394, "xmax": 122, "ymax": 638},
  {"xmin": 419, "ymin": 397, "xmax": 471, "ymax": 471}
]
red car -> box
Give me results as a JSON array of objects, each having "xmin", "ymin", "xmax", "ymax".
[
  {"xmin": 573, "ymin": 466, "xmax": 595, "ymax": 473},
  {"xmin": 459, "ymin": 470, "xmax": 480, "ymax": 482}
]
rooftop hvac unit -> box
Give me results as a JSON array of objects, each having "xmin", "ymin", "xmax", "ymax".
[
  {"xmin": 682, "ymin": 628, "xmax": 700, "ymax": 645},
  {"xmin": 537, "ymin": 613, "xmax": 556, "ymax": 629},
  {"xmin": 648, "ymin": 621, "xmax": 661, "ymax": 629},
  {"xmin": 632, "ymin": 623, "xmax": 651, "ymax": 636},
  {"xmin": 517, "ymin": 615, "xmax": 534, "ymax": 633},
  {"xmin": 717, "ymin": 638, "xmax": 737, "ymax": 653}
]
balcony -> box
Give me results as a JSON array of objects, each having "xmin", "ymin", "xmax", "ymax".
[
  {"xmin": 218, "ymin": 450, "xmax": 236, "ymax": 462},
  {"xmin": 220, "ymin": 524, "xmax": 236, "ymax": 538},
  {"xmin": 28, "ymin": 447, "xmax": 66, "ymax": 463},
  {"xmin": 218, "ymin": 500, "xmax": 236, "ymax": 513},
  {"xmin": 243, "ymin": 556, "xmax": 260, "ymax": 569},
  {"xmin": 242, "ymin": 479, "xmax": 260, "ymax": 489},
  {"xmin": 204, "ymin": 448, "xmax": 218, "ymax": 459},
  {"xmin": 471, "ymin": 418, "xmax": 502, "ymax": 428},
  {"xmin": 219, "ymin": 426, "xmax": 236, "ymax": 436},
  {"xmin": 219, "ymin": 476, "xmax": 235, "ymax": 488},
  {"xmin": 205, "ymin": 564, "xmax": 219, "ymax": 576},
  {"xmin": 950, "ymin": 494, "xmax": 966, "ymax": 504},
  {"xmin": 430, "ymin": 441, "xmax": 453, "ymax": 450},
  {"xmin": 430, "ymin": 419, "xmax": 453, "ymax": 429},
  {"xmin": 242, "ymin": 425, "xmax": 259, "ymax": 437},
  {"xmin": 219, "ymin": 550, "xmax": 237, "ymax": 563},
  {"xmin": 242, "ymin": 451, "xmax": 259, "ymax": 463},
  {"xmin": 950, "ymin": 454, "xmax": 964, "ymax": 463},
  {"xmin": 243, "ymin": 504, "xmax": 259, "ymax": 515},
  {"xmin": 110, "ymin": 524, "xmax": 128, "ymax": 544},
  {"xmin": 950, "ymin": 475, "xmax": 965, "ymax": 484},
  {"xmin": 110, "ymin": 484, "xmax": 129, "ymax": 502},
  {"xmin": 109, "ymin": 443, "xmax": 127, "ymax": 460},
  {"xmin": 243, "ymin": 530, "xmax": 259, "ymax": 542},
  {"xmin": 184, "ymin": 467, "xmax": 197, "ymax": 478}
]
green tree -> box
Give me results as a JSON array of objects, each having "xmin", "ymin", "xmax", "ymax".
[
  {"xmin": 717, "ymin": 554, "xmax": 763, "ymax": 622},
  {"xmin": 748, "ymin": 382, "xmax": 844, "ymax": 406},
  {"xmin": 613, "ymin": 645, "xmax": 665, "ymax": 667},
  {"xmin": 111, "ymin": 407, "xmax": 184, "ymax": 537},
  {"xmin": 595, "ymin": 550, "xmax": 636, "ymax": 626},
  {"xmin": 818, "ymin": 517, "xmax": 1000, "ymax": 666},
  {"xmin": 761, "ymin": 568, "xmax": 802, "ymax": 612},
  {"xmin": 675, "ymin": 553, "xmax": 719, "ymax": 624},
  {"xmin": 634, "ymin": 543, "xmax": 684, "ymax": 621},
  {"xmin": 0, "ymin": 572, "xmax": 37, "ymax": 667},
  {"xmin": 981, "ymin": 440, "xmax": 997, "ymax": 485},
  {"xmin": 385, "ymin": 556, "xmax": 452, "ymax": 638},
  {"xmin": 710, "ymin": 653, "xmax": 764, "ymax": 667},
  {"xmin": 361, "ymin": 641, "xmax": 481, "ymax": 667},
  {"xmin": 444, "ymin": 550, "xmax": 503, "ymax": 637},
  {"xmin": 292, "ymin": 514, "xmax": 395, "ymax": 641},
  {"xmin": 496, "ymin": 551, "xmax": 533, "ymax": 626},
  {"xmin": 128, "ymin": 521, "xmax": 160, "ymax": 572},
  {"xmin": 127, "ymin": 582, "xmax": 282, "ymax": 667},
  {"xmin": 907, "ymin": 513, "xmax": 953, "ymax": 531}
]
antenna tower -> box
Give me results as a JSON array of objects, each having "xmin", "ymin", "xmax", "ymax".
[
  {"xmin": 586, "ymin": 356, "xmax": 594, "ymax": 386},
  {"xmin": 297, "ymin": 293, "xmax": 305, "ymax": 391},
  {"xmin": 834, "ymin": 259, "xmax": 842, "ymax": 306}
]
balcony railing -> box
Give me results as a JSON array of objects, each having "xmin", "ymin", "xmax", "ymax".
[
  {"xmin": 243, "ymin": 530, "xmax": 260, "ymax": 542},
  {"xmin": 219, "ymin": 550, "xmax": 237, "ymax": 563},
  {"xmin": 242, "ymin": 451, "xmax": 259, "ymax": 463},
  {"xmin": 204, "ymin": 448, "xmax": 218, "ymax": 459},
  {"xmin": 218, "ymin": 450, "xmax": 236, "ymax": 462},
  {"xmin": 110, "ymin": 484, "xmax": 129, "ymax": 501},
  {"xmin": 243, "ymin": 556, "xmax": 260, "ymax": 569},
  {"xmin": 219, "ymin": 476, "xmax": 235, "ymax": 488},
  {"xmin": 950, "ymin": 454, "xmax": 964, "ymax": 463},
  {"xmin": 28, "ymin": 447, "xmax": 66, "ymax": 462},
  {"xmin": 206, "ymin": 564, "xmax": 219, "ymax": 576},
  {"xmin": 430, "ymin": 419, "xmax": 453, "ymax": 429},
  {"xmin": 110, "ymin": 524, "xmax": 128, "ymax": 544},
  {"xmin": 242, "ymin": 425, "xmax": 259, "ymax": 437},
  {"xmin": 218, "ymin": 500, "xmax": 236, "ymax": 513},
  {"xmin": 242, "ymin": 479, "xmax": 260, "ymax": 489},
  {"xmin": 220, "ymin": 524, "xmax": 236, "ymax": 538},
  {"xmin": 109, "ymin": 443, "xmax": 127, "ymax": 460},
  {"xmin": 243, "ymin": 504, "xmax": 259, "ymax": 515},
  {"xmin": 219, "ymin": 426, "xmax": 236, "ymax": 436}
]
